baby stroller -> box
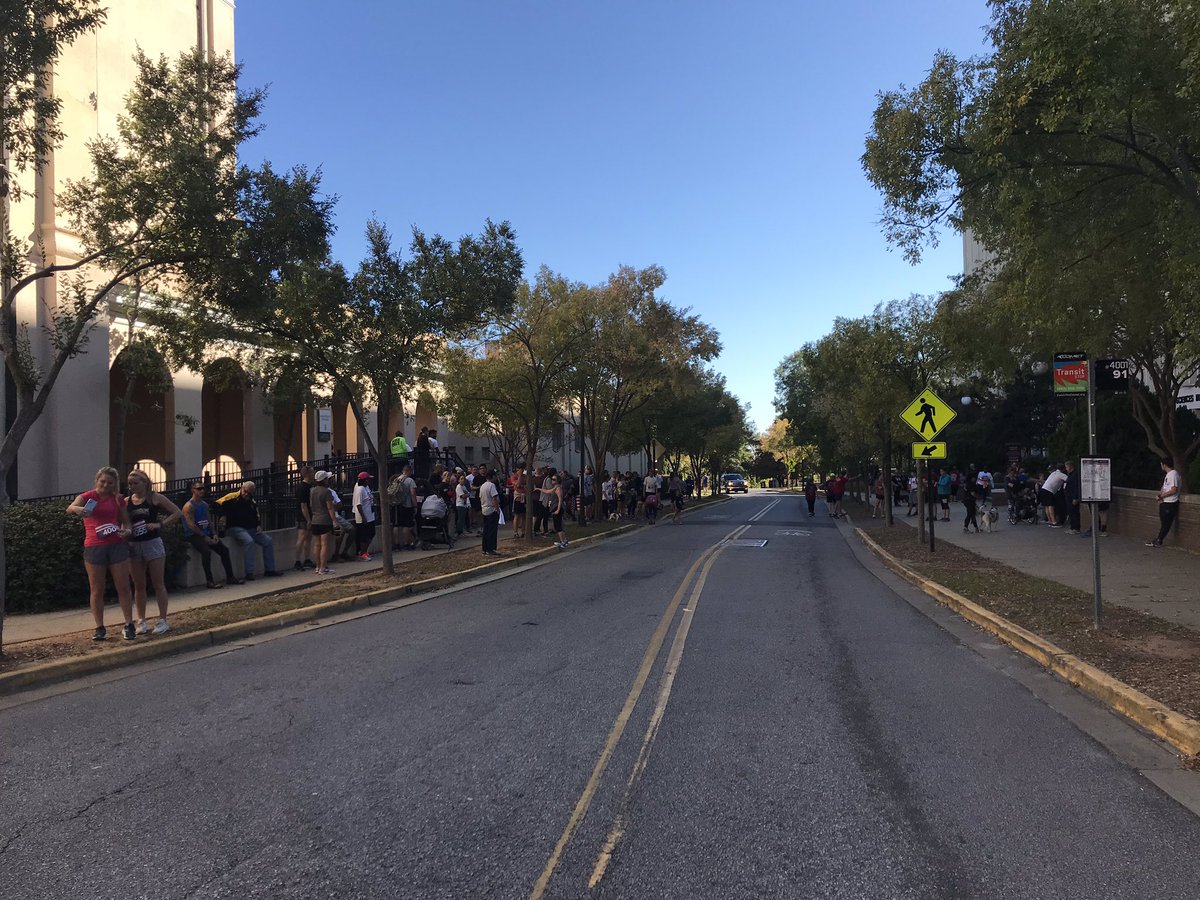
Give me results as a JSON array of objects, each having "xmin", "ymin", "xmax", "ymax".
[
  {"xmin": 1008, "ymin": 484, "xmax": 1039, "ymax": 526},
  {"xmin": 416, "ymin": 495, "xmax": 456, "ymax": 550}
]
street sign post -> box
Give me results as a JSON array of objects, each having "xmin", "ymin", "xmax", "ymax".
[
  {"xmin": 900, "ymin": 389, "xmax": 956, "ymax": 442},
  {"xmin": 911, "ymin": 442, "xmax": 947, "ymax": 459},
  {"xmin": 900, "ymin": 388, "xmax": 956, "ymax": 554}
]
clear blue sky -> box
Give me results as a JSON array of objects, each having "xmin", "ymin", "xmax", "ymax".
[{"xmin": 237, "ymin": 1, "xmax": 993, "ymax": 432}]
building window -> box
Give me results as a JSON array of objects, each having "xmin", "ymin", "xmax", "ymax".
[
  {"xmin": 553, "ymin": 423, "xmax": 564, "ymax": 451},
  {"xmin": 464, "ymin": 446, "xmax": 474, "ymax": 462}
]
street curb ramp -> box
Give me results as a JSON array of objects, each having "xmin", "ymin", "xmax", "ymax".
[{"xmin": 855, "ymin": 527, "xmax": 1200, "ymax": 759}]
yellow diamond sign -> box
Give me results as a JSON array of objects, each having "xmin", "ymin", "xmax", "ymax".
[{"xmin": 900, "ymin": 389, "xmax": 956, "ymax": 441}]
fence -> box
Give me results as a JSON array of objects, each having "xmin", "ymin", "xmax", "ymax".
[{"xmin": 17, "ymin": 449, "xmax": 469, "ymax": 531}]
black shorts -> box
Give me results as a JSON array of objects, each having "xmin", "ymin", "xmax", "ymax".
[
  {"xmin": 552, "ymin": 511, "xmax": 563, "ymax": 532},
  {"xmin": 396, "ymin": 506, "xmax": 415, "ymax": 527},
  {"xmin": 310, "ymin": 523, "xmax": 332, "ymax": 536},
  {"xmin": 939, "ymin": 496, "xmax": 949, "ymax": 510},
  {"xmin": 513, "ymin": 500, "xmax": 526, "ymax": 515}
]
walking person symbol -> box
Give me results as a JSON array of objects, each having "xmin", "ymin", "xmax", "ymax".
[{"xmin": 918, "ymin": 397, "xmax": 937, "ymax": 436}]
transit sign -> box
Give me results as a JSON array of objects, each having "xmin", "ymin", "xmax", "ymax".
[
  {"xmin": 1053, "ymin": 352, "xmax": 1088, "ymax": 394},
  {"xmin": 912, "ymin": 442, "xmax": 947, "ymax": 460},
  {"xmin": 900, "ymin": 389, "xmax": 956, "ymax": 441}
]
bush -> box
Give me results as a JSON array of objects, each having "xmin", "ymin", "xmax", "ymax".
[
  {"xmin": 4, "ymin": 501, "xmax": 90, "ymax": 614},
  {"xmin": 3, "ymin": 501, "xmax": 192, "ymax": 615}
]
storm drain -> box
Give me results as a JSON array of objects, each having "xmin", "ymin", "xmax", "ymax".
[{"xmin": 724, "ymin": 539, "xmax": 768, "ymax": 548}]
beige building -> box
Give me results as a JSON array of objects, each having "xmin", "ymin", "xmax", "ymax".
[{"xmin": 2, "ymin": 1, "xmax": 471, "ymax": 499}]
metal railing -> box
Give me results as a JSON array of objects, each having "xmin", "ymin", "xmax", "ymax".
[{"xmin": 16, "ymin": 449, "xmax": 469, "ymax": 531}]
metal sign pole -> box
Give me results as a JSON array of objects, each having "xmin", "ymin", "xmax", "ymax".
[
  {"xmin": 1087, "ymin": 360, "xmax": 1102, "ymax": 629},
  {"xmin": 928, "ymin": 463, "xmax": 936, "ymax": 553}
]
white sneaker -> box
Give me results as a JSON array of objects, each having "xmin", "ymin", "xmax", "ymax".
[
  {"xmin": 153, "ymin": 619, "xmax": 170, "ymax": 636},
  {"xmin": 136, "ymin": 619, "xmax": 150, "ymax": 635}
]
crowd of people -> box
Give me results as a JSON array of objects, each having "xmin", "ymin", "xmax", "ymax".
[{"xmin": 69, "ymin": 441, "xmax": 712, "ymax": 644}]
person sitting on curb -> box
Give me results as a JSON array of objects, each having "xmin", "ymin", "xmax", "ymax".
[{"xmin": 214, "ymin": 482, "xmax": 283, "ymax": 580}]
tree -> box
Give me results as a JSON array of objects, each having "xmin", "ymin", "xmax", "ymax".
[
  {"xmin": 0, "ymin": 48, "xmax": 331, "ymax": 653},
  {"xmin": 441, "ymin": 267, "xmax": 589, "ymax": 542},
  {"xmin": 862, "ymin": 0, "xmax": 1200, "ymax": 480},
  {"xmin": 759, "ymin": 419, "xmax": 801, "ymax": 487},
  {"xmin": 565, "ymin": 264, "xmax": 719, "ymax": 516},
  {"xmin": 247, "ymin": 218, "xmax": 523, "ymax": 574},
  {"xmin": 792, "ymin": 296, "xmax": 949, "ymax": 526}
]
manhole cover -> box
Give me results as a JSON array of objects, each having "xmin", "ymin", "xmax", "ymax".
[{"xmin": 724, "ymin": 539, "xmax": 768, "ymax": 548}]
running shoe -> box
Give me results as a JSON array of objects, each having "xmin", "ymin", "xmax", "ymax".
[
  {"xmin": 123, "ymin": 623, "xmax": 136, "ymax": 641},
  {"xmin": 92, "ymin": 626, "xmax": 106, "ymax": 642},
  {"xmin": 136, "ymin": 619, "xmax": 150, "ymax": 635},
  {"xmin": 153, "ymin": 619, "xmax": 170, "ymax": 636},
  {"xmin": 358, "ymin": 552, "xmax": 372, "ymax": 561}
]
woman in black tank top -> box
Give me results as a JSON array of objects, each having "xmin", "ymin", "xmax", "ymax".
[{"xmin": 125, "ymin": 470, "xmax": 182, "ymax": 636}]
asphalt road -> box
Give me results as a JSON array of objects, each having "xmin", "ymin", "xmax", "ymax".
[{"xmin": 3, "ymin": 493, "xmax": 1200, "ymax": 899}]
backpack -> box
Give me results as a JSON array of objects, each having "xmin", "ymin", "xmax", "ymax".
[{"xmin": 387, "ymin": 475, "xmax": 405, "ymax": 501}]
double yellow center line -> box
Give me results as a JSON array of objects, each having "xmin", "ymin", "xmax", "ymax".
[{"xmin": 528, "ymin": 522, "xmax": 752, "ymax": 899}]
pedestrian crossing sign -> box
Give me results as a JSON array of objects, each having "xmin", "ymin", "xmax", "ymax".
[{"xmin": 900, "ymin": 389, "xmax": 956, "ymax": 441}]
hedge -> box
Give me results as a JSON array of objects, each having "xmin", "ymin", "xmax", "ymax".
[{"xmin": 4, "ymin": 501, "xmax": 191, "ymax": 615}]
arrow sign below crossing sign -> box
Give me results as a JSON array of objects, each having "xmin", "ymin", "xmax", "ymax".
[
  {"xmin": 900, "ymin": 389, "xmax": 956, "ymax": 441},
  {"xmin": 912, "ymin": 442, "xmax": 947, "ymax": 459}
]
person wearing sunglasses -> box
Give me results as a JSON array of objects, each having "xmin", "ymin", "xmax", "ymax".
[{"xmin": 182, "ymin": 482, "xmax": 242, "ymax": 588}]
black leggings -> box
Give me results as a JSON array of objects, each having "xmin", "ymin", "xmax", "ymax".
[
  {"xmin": 186, "ymin": 534, "xmax": 236, "ymax": 583},
  {"xmin": 963, "ymin": 503, "xmax": 978, "ymax": 530},
  {"xmin": 355, "ymin": 521, "xmax": 376, "ymax": 554}
]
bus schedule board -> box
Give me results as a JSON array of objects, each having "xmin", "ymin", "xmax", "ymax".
[
  {"xmin": 1095, "ymin": 358, "xmax": 1131, "ymax": 392},
  {"xmin": 1080, "ymin": 457, "xmax": 1111, "ymax": 502},
  {"xmin": 1053, "ymin": 352, "xmax": 1088, "ymax": 394}
]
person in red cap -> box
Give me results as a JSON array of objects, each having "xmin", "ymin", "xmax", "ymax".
[{"xmin": 352, "ymin": 471, "xmax": 377, "ymax": 560}]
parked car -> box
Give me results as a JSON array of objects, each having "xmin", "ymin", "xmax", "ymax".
[{"xmin": 720, "ymin": 473, "xmax": 748, "ymax": 494}]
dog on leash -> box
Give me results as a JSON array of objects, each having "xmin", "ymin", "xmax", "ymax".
[{"xmin": 980, "ymin": 505, "xmax": 999, "ymax": 533}]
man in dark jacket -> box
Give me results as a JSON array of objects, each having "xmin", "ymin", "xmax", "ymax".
[
  {"xmin": 1064, "ymin": 460, "xmax": 1082, "ymax": 533},
  {"xmin": 215, "ymin": 482, "xmax": 282, "ymax": 580}
]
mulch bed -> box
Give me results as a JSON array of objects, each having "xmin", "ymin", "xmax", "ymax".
[{"xmin": 858, "ymin": 516, "xmax": 1200, "ymax": 721}]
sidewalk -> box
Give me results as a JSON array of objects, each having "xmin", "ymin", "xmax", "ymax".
[
  {"xmin": 878, "ymin": 503, "xmax": 1200, "ymax": 632},
  {"xmin": 5, "ymin": 532, "xmax": 496, "ymax": 645}
]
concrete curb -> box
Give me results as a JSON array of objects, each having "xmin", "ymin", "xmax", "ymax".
[
  {"xmin": 855, "ymin": 526, "xmax": 1200, "ymax": 758},
  {"xmin": 0, "ymin": 520, "xmax": 649, "ymax": 697}
]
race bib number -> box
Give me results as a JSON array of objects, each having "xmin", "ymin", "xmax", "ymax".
[
  {"xmin": 132, "ymin": 522, "xmax": 149, "ymax": 537},
  {"xmin": 95, "ymin": 523, "xmax": 120, "ymax": 538}
]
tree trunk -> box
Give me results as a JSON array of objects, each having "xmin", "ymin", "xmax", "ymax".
[
  {"xmin": 525, "ymin": 424, "xmax": 537, "ymax": 545},
  {"xmin": 374, "ymin": 401, "xmax": 395, "ymax": 576},
  {"xmin": 0, "ymin": 488, "xmax": 7, "ymax": 655},
  {"xmin": 883, "ymin": 437, "xmax": 894, "ymax": 526}
]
